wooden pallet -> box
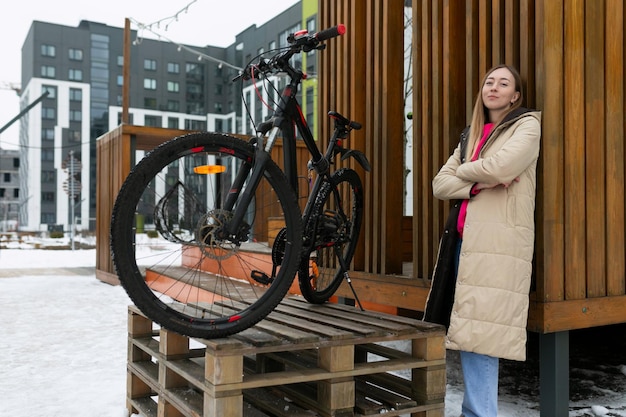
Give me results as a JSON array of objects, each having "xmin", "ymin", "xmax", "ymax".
[{"xmin": 127, "ymin": 297, "xmax": 446, "ymax": 417}]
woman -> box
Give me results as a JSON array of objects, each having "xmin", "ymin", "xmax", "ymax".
[{"xmin": 424, "ymin": 65, "xmax": 541, "ymax": 417}]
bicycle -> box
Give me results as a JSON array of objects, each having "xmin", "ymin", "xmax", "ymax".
[{"xmin": 110, "ymin": 24, "xmax": 370, "ymax": 339}]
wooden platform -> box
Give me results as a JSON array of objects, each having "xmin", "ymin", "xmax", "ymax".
[{"xmin": 127, "ymin": 298, "xmax": 446, "ymax": 417}]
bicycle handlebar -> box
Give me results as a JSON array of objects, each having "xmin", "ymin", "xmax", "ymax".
[
  {"xmin": 233, "ymin": 24, "xmax": 346, "ymax": 82},
  {"xmin": 315, "ymin": 24, "xmax": 346, "ymax": 42}
]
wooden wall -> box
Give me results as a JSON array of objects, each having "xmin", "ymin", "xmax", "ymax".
[
  {"xmin": 318, "ymin": 0, "xmax": 407, "ymax": 275},
  {"xmin": 320, "ymin": 0, "xmax": 626, "ymax": 333}
]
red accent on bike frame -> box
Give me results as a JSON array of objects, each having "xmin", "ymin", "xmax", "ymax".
[
  {"xmin": 191, "ymin": 146, "xmax": 204, "ymax": 153},
  {"xmin": 337, "ymin": 139, "xmax": 342, "ymax": 147},
  {"xmin": 219, "ymin": 147, "xmax": 235, "ymax": 155},
  {"xmin": 294, "ymin": 29, "xmax": 309, "ymax": 37},
  {"xmin": 337, "ymin": 24, "xmax": 347, "ymax": 36},
  {"xmin": 228, "ymin": 315, "xmax": 241, "ymax": 323},
  {"xmin": 296, "ymin": 103, "xmax": 306, "ymax": 126}
]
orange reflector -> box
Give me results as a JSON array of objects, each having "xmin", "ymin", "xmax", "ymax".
[{"xmin": 193, "ymin": 165, "xmax": 226, "ymax": 174}]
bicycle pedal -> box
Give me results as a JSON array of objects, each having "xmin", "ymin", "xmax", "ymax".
[{"xmin": 251, "ymin": 270, "xmax": 273, "ymax": 285}]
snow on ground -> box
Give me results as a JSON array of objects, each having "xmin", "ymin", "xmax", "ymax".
[{"xmin": 0, "ymin": 247, "xmax": 625, "ymax": 416}]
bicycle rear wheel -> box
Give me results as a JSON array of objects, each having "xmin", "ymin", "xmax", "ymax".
[
  {"xmin": 110, "ymin": 132, "xmax": 302, "ymax": 338},
  {"xmin": 298, "ymin": 168, "xmax": 363, "ymax": 303}
]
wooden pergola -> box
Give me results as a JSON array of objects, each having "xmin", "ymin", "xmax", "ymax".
[
  {"xmin": 96, "ymin": 2, "xmax": 625, "ymax": 416},
  {"xmin": 316, "ymin": 1, "xmax": 626, "ymax": 416}
]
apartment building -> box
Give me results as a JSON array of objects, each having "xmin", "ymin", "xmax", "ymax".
[
  {"xmin": 0, "ymin": 148, "xmax": 20, "ymax": 231},
  {"xmin": 18, "ymin": 0, "xmax": 317, "ymax": 232}
]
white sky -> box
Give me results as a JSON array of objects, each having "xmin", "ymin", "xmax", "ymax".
[{"xmin": 0, "ymin": 0, "xmax": 299, "ymax": 149}]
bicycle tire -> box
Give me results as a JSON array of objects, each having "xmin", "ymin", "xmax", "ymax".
[
  {"xmin": 298, "ymin": 168, "xmax": 363, "ymax": 303},
  {"xmin": 110, "ymin": 132, "xmax": 302, "ymax": 338}
]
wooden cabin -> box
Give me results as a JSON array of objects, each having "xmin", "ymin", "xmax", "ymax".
[{"xmin": 96, "ymin": 1, "xmax": 625, "ymax": 416}]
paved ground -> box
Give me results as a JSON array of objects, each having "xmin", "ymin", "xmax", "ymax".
[{"xmin": 0, "ymin": 266, "xmax": 96, "ymax": 278}]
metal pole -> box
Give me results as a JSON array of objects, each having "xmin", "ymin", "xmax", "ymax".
[
  {"xmin": 540, "ymin": 331, "xmax": 570, "ymax": 416},
  {"xmin": 69, "ymin": 151, "xmax": 75, "ymax": 251}
]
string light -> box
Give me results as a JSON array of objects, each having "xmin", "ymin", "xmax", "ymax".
[{"xmin": 129, "ymin": 0, "xmax": 242, "ymax": 72}]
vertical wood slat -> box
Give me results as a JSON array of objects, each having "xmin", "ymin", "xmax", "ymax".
[
  {"xmin": 535, "ymin": 0, "xmax": 565, "ymax": 303},
  {"xmin": 564, "ymin": 0, "xmax": 586, "ymax": 300},
  {"xmin": 604, "ymin": 0, "xmax": 626, "ymax": 296},
  {"xmin": 381, "ymin": 0, "xmax": 405, "ymax": 274},
  {"xmin": 584, "ymin": 0, "xmax": 607, "ymax": 298},
  {"xmin": 349, "ymin": 0, "xmax": 368, "ymax": 272}
]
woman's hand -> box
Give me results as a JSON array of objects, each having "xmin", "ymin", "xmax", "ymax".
[{"xmin": 475, "ymin": 177, "xmax": 520, "ymax": 190}]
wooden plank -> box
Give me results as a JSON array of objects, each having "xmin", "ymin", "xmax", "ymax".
[
  {"xmin": 563, "ymin": 0, "xmax": 587, "ymax": 300},
  {"xmin": 216, "ymin": 357, "xmax": 445, "ymax": 392},
  {"xmin": 355, "ymin": 379, "xmax": 416, "ymax": 410},
  {"xmin": 604, "ymin": 0, "xmax": 626, "ymax": 297},
  {"xmin": 535, "ymin": 0, "xmax": 565, "ymax": 303},
  {"xmin": 243, "ymin": 387, "xmax": 314, "ymax": 417},
  {"xmin": 528, "ymin": 294, "xmax": 626, "ymax": 333},
  {"xmin": 584, "ymin": 0, "xmax": 607, "ymax": 298}
]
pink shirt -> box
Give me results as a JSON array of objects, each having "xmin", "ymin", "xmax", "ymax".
[{"xmin": 457, "ymin": 123, "xmax": 495, "ymax": 237}]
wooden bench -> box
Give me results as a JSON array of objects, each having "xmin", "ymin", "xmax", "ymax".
[{"xmin": 127, "ymin": 297, "xmax": 446, "ymax": 417}]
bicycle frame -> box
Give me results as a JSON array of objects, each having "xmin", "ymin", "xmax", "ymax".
[{"xmin": 225, "ymin": 76, "xmax": 329, "ymax": 239}]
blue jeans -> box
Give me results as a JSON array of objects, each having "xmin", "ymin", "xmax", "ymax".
[{"xmin": 460, "ymin": 350, "xmax": 499, "ymax": 417}]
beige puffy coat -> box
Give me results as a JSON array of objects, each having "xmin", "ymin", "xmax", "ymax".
[{"xmin": 431, "ymin": 110, "xmax": 541, "ymax": 361}]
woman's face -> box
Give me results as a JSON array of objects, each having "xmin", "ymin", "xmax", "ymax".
[{"xmin": 482, "ymin": 67, "xmax": 520, "ymax": 113}]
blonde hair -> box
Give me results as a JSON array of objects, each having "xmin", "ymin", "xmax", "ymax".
[{"xmin": 466, "ymin": 64, "xmax": 523, "ymax": 161}]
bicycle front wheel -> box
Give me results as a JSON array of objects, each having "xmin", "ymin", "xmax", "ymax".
[
  {"xmin": 110, "ymin": 132, "xmax": 302, "ymax": 338},
  {"xmin": 298, "ymin": 168, "xmax": 364, "ymax": 304}
]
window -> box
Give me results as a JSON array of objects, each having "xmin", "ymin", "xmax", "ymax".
[
  {"xmin": 68, "ymin": 130, "xmax": 81, "ymax": 142},
  {"xmin": 214, "ymin": 102, "xmax": 223, "ymax": 113},
  {"xmin": 144, "ymin": 97, "xmax": 157, "ymax": 109},
  {"xmin": 42, "ymin": 128, "xmax": 54, "ymax": 140},
  {"xmin": 69, "ymin": 110, "xmax": 82, "ymax": 122},
  {"xmin": 68, "ymin": 48, "xmax": 83, "ymax": 61},
  {"xmin": 167, "ymin": 81, "xmax": 180, "ymax": 93},
  {"xmin": 42, "ymin": 191, "xmax": 55, "ymax": 202},
  {"xmin": 42, "ymin": 85, "xmax": 57, "ymax": 99},
  {"xmin": 69, "ymin": 69, "xmax": 83, "ymax": 81},
  {"xmin": 116, "ymin": 75, "xmax": 123, "ymax": 87},
  {"xmin": 144, "ymin": 59, "xmax": 157, "ymax": 71},
  {"xmin": 279, "ymin": 24, "xmax": 301, "ymax": 48},
  {"xmin": 42, "ymin": 170, "xmax": 55, "ymax": 183},
  {"xmin": 185, "ymin": 119, "xmax": 206, "ymax": 130},
  {"xmin": 69, "ymin": 88, "xmax": 82, "ymax": 101},
  {"xmin": 144, "ymin": 78, "xmax": 157, "ymax": 90},
  {"xmin": 0, "ymin": 189, "xmax": 4, "ymax": 198},
  {"xmin": 167, "ymin": 62, "xmax": 180, "ymax": 73},
  {"xmin": 41, "ymin": 149, "xmax": 54, "ymax": 161},
  {"xmin": 269, "ymin": 40, "xmax": 276, "ymax": 51},
  {"xmin": 13, "ymin": 158, "xmax": 19, "ymax": 168},
  {"xmin": 41, "ymin": 213, "xmax": 56, "ymax": 224},
  {"xmin": 167, "ymin": 100, "xmax": 180, "ymax": 112},
  {"xmin": 186, "ymin": 63, "xmax": 203, "ymax": 76},
  {"xmin": 168, "ymin": 117, "xmax": 179, "ymax": 129},
  {"xmin": 42, "ymin": 107, "xmax": 56, "ymax": 120},
  {"xmin": 13, "ymin": 189, "xmax": 19, "ymax": 198},
  {"xmin": 41, "ymin": 44, "xmax": 56, "ymax": 57},
  {"xmin": 41, "ymin": 65, "xmax": 56, "ymax": 78},
  {"xmin": 144, "ymin": 115, "xmax": 161, "ymax": 127},
  {"xmin": 117, "ymin": 55, "xmax": 124, "ymax": 66},
  {"xmin": 215, "ymin": 84, "xmax": 223, "ymax": 95},
  {"xmin": 3, "ymin": 173, "xmax": 10, "ymax": 182}
]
